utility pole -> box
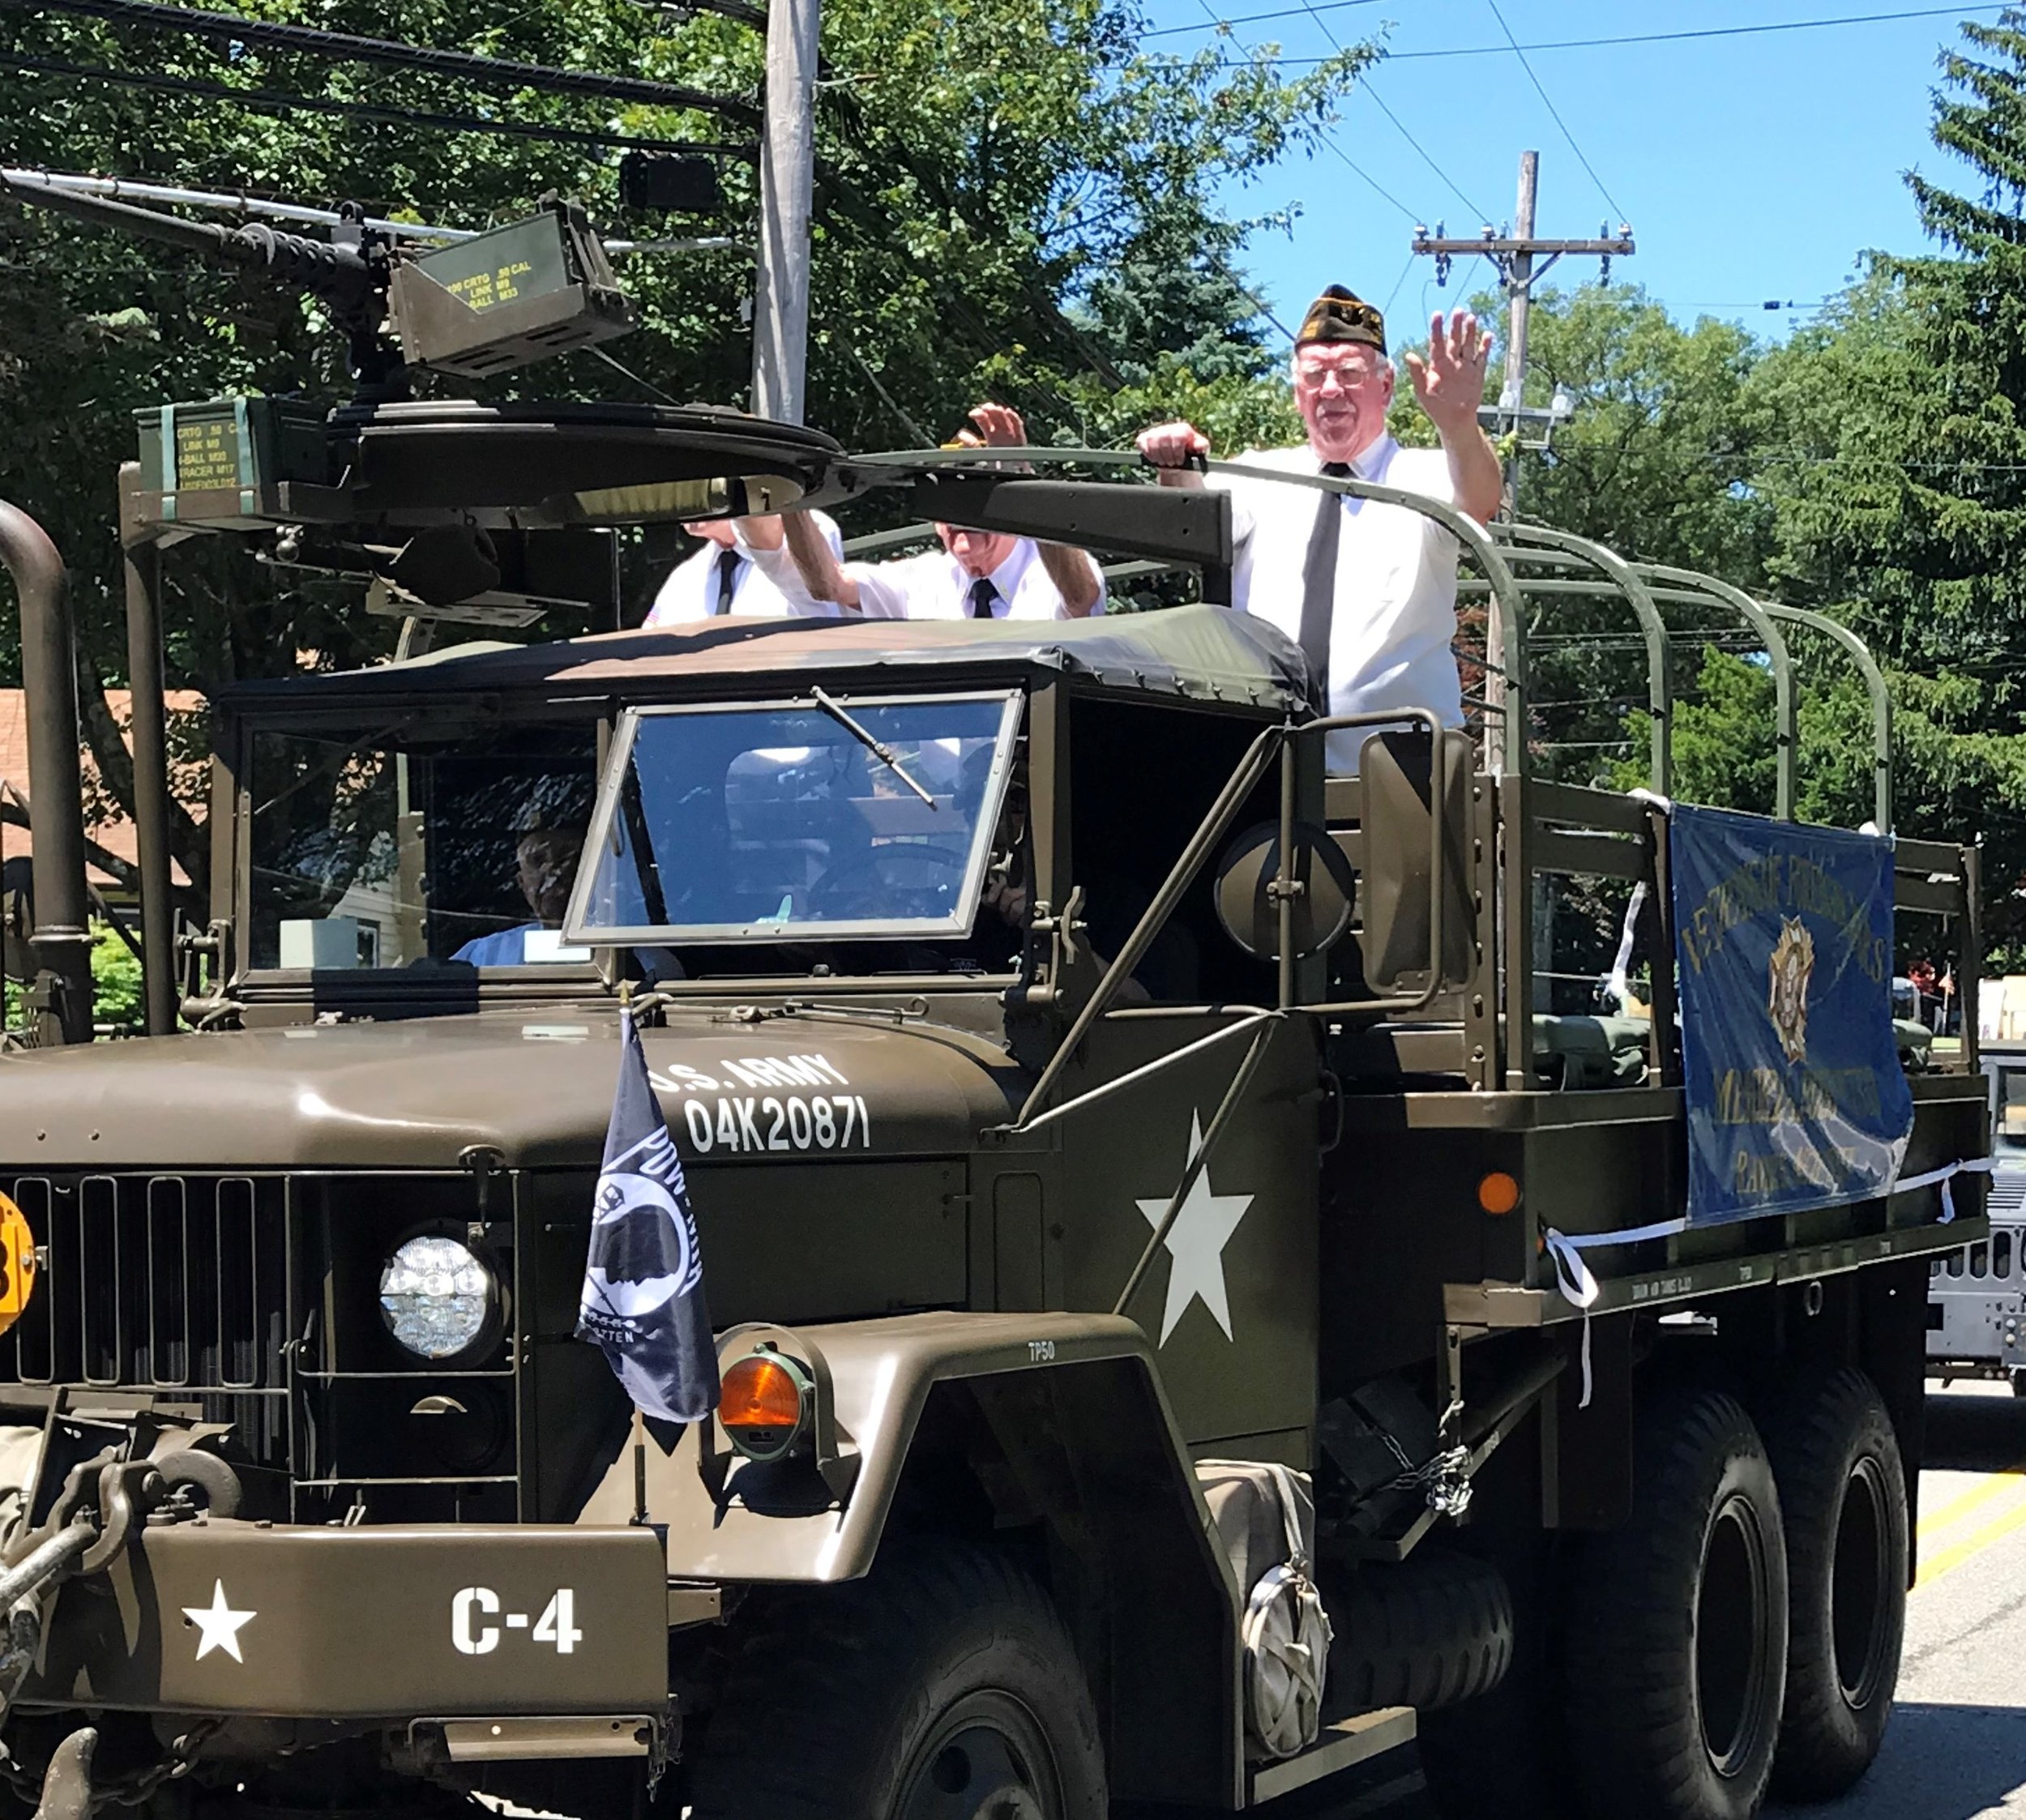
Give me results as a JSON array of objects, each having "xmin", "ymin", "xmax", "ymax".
[
  {"xmin": 1412, "ymin": 152, "xmax": 1634, "ymax": 517},
  {"xmin": 750, "ymin": 0, "xmax": 820, "ymax": 424},
  {"xmin": 1502, "ymin": 150, "xmax": 1539, "ymax": 515},
  {"xmin": 1412, "ymin": 154, "xmax": 1635, "ymax": 1005}
]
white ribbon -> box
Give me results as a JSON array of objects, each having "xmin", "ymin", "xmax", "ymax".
[
  {"xmin": 1890, "ymin": 1153, "xmax": 1996, "ymax": 1224},
  {"xmin": 1542, "ymin": 1217, "xmax": 1690, "ymax": 1411},
  {"xmin": 1544, "ymin": 1156, "xmax": 1995, "ymax": 1408},
  {"xmin": 1605, "ymin": 881, "xmax": 1648, "ymax": 1010}
]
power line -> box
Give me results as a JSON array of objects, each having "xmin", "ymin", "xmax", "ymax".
[
  {"xmin": 5, "ymin": 0, "xmax": 760, "ymax": 121},
  {"xmin": 1483, "ymin": 0, "xmax": 1627, "ymax": 223},
  {"xmin": 1193, "ymin": 0, "xmax": 1417, "ymax": 221},
  {"xmin": 1142, "ymin": 0, "xmax": 1380, "ymax": 38},
  {"xmin": 1208, "ymin": 6, "xmax": 2013, "ymax": 66},
  {"xmin": 1360, "ymin": 80, "xmax": 1490, "ymax": 220},
  {"xmin": 0, "ymin": 51, "xmax": 755, "ymax": 158},
  {"xmin": 1289, "ymin": 0, "xmax": 1490, "ymax": 220},
  {"xmin": 1379, "ymin": 245, "xmax": 1419, "ymax": 318}
]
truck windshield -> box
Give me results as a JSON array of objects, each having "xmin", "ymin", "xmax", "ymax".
[
  {"xmin": 247, "ymin": 721, "xmax": 600, "ymax": 971},
  {"xmin": 566, "ymin": 692, "xmax": 1021, "ymax": 943}
]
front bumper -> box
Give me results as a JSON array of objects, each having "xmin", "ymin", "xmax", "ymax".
[{"xmin": 20, "ymin": 1519, "xmax": 669, "ymax": 1722}]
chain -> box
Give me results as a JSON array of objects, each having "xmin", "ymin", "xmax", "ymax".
[{"xmin": 93, "ymin": 1719, "xmax": 224, "ymax": 1809}]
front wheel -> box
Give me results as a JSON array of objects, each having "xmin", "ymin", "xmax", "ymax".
[
  {"xmin": 1563, "ymin": 1386, "xmax": 1789, "ymax": 1820},
  {"xmin": 687, "ymin": 1541, "xmax": 1106, "ymax": 1820}
]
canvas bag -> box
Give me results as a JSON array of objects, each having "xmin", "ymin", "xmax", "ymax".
[{"xmin": 1195, "ymin": 1459, "xmax": 1332, "ymax": 1758}]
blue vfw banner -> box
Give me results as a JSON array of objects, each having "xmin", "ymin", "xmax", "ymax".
[{"xmin": 1670, "ymin": 805, "xmax": 1913, "ymax": 1224}]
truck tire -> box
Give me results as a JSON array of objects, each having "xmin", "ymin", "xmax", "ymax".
[
  {"xmin": 1323, "ymin": 1548, "xmax": 1512, "ymax": 1714},
  {"xmin": 1563, "ymin": 1386, "xmax": 1789, "ymax": 1820},
  {"xmin": 687, "ymin": 1540, "xmax": 1106, "ymax": 1820},
  {"xmin": 1760, "ymin": 1365, "xmax": 1908, "ymax": 1801}
]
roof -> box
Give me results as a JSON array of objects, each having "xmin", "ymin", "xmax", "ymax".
[
  {"xmin": 219, "ymin": 604, "xmax": 1316, "ymax": 717},
  {"xmin": 0, "ymin": 689, "xmax": 205, "ymax": 887}
]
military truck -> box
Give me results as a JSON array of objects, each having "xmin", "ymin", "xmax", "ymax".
[
  {"xmin": 1927, "ymin": 1017, "xmax": 2026, "ymax": 1388},
  {"xmin": 0, "ymin": 169, "xmax": 1992, "ymax": 1820},
  {"xmin": 0, "ymin": 396, "xmax": 1989, "ymax": 1820}
]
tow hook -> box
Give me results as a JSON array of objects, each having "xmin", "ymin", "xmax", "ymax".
[{"xmin": 28, "ymin": 1725, "xmax": 92, "ymax": 1820}]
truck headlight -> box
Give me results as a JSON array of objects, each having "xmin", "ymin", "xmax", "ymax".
[{"xmin": 379, "ymin": 1235, "xmax": 496, "ymax": 1361}]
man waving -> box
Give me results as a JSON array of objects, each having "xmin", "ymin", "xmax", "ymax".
[{"xmin": 1138, "ymin": 288, "xmax": 1498, "ymax": 769}]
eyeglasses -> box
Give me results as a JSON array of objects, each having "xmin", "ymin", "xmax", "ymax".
[{"xmin": 1293, "ymin": 357, "xmax": 1385, "ymax": 387}]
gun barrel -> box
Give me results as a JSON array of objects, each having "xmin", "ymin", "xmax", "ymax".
[
  {"xmin": 2, "ymin": 170, "xmax": 378, "ymax": 316},
  {"xmin": 2, "ymin": 169, "xmax": 237, "ymax": 257}
]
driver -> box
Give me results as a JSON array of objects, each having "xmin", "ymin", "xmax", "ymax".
[{"xmin": 453, "ymin": 822, "xmax": 585, "ymax": 966}]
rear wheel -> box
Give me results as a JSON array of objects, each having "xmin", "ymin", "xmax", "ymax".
[
  {"xmin": 1761, "ymin": 1366, "xmax": 1908, "ymax": 1801},
  {"xmin": 688, "ymin": 1541, "xmax": 1106, "ymax": 1820},
  {"xmin": 1563, "ymin": 1386, "xmax": 1789, "ymax": 1820}
]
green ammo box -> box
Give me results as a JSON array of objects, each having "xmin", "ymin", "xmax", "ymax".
[{"xmin": 135, "ymin": 397, "xmax": 332, "ymax": 516}]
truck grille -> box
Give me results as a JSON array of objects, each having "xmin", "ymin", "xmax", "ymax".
[
  {"xmin": 0, "ymin": 1175, "xmax": 289, "ymax": 1394},
  {"xmin": 0, "ymin": 1170, "xmax": 521, "ymax": 1525}
]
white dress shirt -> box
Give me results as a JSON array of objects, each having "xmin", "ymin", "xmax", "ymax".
[
  {"xmin": 1212, "ymin": 437, "xmax": 1463, "ymax": 771},
  {"xmin": 844, "ymin": 536, "xmax": 1103, "ymax": 621},
  {"xmin": 643, "ymin": 512, "xmax": 845, "ymax": 626}
]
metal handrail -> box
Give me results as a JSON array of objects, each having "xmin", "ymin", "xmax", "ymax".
[
  {"xmin": 835, "ymin": 445, "xmax": 1532, "ymax": 779},
  {"xmin": 1633, "ymin": 564, "xmax": 1797, "ymax": 820},
  {"xmin": 1759, "ymin": 600, "xmax": 1893, "ymax": 834},
  {"xmin": 1494, "ymin": 525, "xmax": 1673, "ymax": 797}
]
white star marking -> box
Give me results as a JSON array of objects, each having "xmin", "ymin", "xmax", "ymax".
[
  {"xmin": 1135, "ymin": 1111, "xmax": 1256, "ymax": 1345},
  {"xmin": 182, "ymin": 1579, "xmax": 255, "ymax": 1663}
]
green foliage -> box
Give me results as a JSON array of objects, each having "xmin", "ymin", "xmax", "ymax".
[
  {"xmin": 0, "ymin": 0, "xmax": 1370, "ymax": 901},
  {"xmin": 1733, "ymin": 9, "xmax": 2026, "ymax": 951},
  {"xmin": 90, "ymin": 919, "xmax": 143, "ymax": 1036},
  {"xmin": 1614, "ymin": 647, "xmax": 1778, "ymax": 815}
]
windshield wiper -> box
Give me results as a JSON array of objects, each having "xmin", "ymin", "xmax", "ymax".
[{"xmin": 809, "ymin": 687, "xmax": 938, "ymax": 810}]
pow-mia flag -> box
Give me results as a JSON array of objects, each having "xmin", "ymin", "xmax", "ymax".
[{"xmin": 575, "ymin": 1010, "xmax": 720, "ymax": 1422}]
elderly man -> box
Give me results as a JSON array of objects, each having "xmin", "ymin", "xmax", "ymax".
[
  {"xmin": 768, "ymin": 404, "xmax": 1104, "ymax": 620},
  {"xmin": 1138, "ymin": 289, "xmax": 1498, "ymax": 768},
  {"xmin": 643, "ymin": 512, "xmax": 844, "ymax": 626}
]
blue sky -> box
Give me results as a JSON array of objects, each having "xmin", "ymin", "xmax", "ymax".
[{"xmin": 1135, "ymin": 0, "xmax": 2003, "ymax": 344}]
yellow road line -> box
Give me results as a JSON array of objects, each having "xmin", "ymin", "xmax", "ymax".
[
  {"xmin": 1917, "ymin": 1494, "xmax": 2026, "ymax": 1589},
  {"xmin": 1918, "ymin": 1456, "xmax": 2026, "ymax": 1542}
]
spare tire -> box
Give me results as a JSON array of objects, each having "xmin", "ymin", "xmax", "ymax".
[{"xmin": 1322, "ymin": 1547, "xmax": 1513, "ymax": 1716}]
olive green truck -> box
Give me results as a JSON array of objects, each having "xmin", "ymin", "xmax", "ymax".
[{"xmin": 0, "ymin": 404, "xmax": 1987, "ymax": 1820}]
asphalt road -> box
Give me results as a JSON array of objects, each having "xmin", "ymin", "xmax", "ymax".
[{"xmin": 1266, "ymin": 1380, "xmax": 2026, "ymax": 1820}]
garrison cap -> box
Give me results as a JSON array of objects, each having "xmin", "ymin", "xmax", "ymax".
[{"xmin": 1296, "ymin": 285, "xmax": 1386, "ymax": 354}]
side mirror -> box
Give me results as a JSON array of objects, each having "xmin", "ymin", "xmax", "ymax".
[{"xmin": 1212, "ymin": 818, "xmax": 1355, "ymax": 963}]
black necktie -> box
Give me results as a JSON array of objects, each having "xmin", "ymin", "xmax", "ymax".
[
  {"xmin": 1299, "ymin": 462, "xmax": 1352, "ymax": 702},
  {"xmin": 968, "ymin": 577, "xmax": 998, "ymax": 619},
  {"xmin": 712, "ymin": 546, "xmax": 742, "ymax": 615}
]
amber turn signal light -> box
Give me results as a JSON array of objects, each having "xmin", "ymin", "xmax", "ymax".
[
  {"xmin": 1477, "ymin": 1171, "xmax": 1521, "ymax": 1215},
  {"xmin": 717, "ymin": 1349, "xmax": 812, "ymax": 1461}
]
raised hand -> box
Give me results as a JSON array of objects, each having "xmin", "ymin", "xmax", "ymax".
[
  {"xmin": 1402, "ymin": 309, "xmax": 1494, "ymax": 438},
  {"xmin": 967, "ymin": 402, "xmax": 1028, "ymax": 447}
]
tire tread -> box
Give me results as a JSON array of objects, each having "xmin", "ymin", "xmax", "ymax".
[{"xmin": 688, "ymin": 1542, "xmax": 1102, "ymax": 1820}]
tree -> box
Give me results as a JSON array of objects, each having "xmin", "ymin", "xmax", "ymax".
[
  {"xmin": 0, "ymin": 0, "xmax": 1373, "ymax": 899},
  {"xmin": 1440, "ymin": 284, "xmax": 1782, "ymax": 788},
  {"xmin": 1742, "ymin": 11, "xmax": 2026, "ymax": 956}
]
